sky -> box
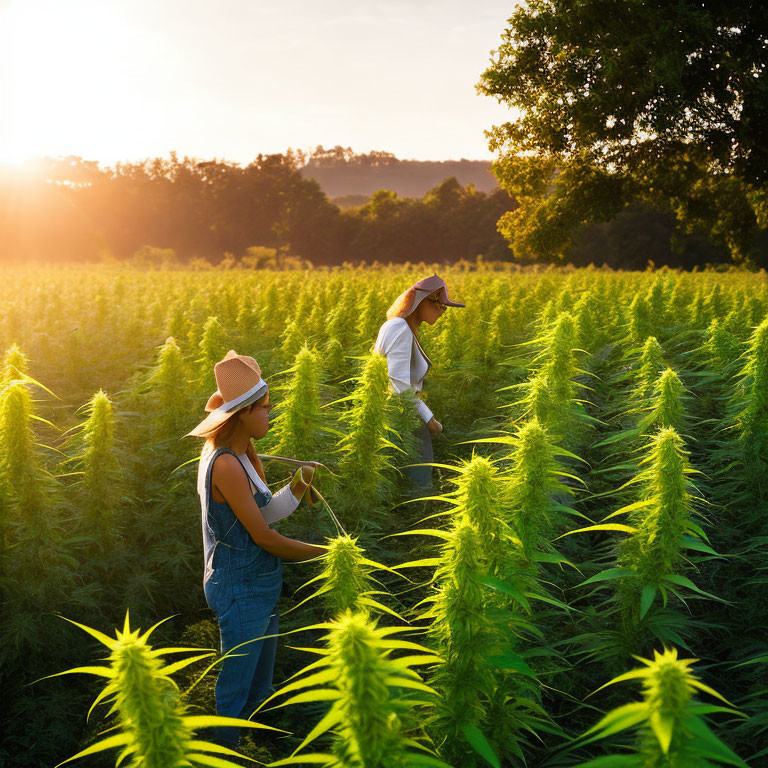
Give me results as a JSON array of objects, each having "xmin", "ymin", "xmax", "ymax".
[{"xmin": 0, "ymin": 0, "xmax": 520, "ymax": 167}]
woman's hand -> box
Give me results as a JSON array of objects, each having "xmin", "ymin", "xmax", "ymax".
[
  {"xmin": 290, "ymin": 464, "xmax": 316, "ymax": 499},
  {"xmin": 427, "ymin": 417, "xmax": 443, "ymax": 436},
  {"xmin": 300, "ymin": 464, "xmax": 316, "ymax": 485}
]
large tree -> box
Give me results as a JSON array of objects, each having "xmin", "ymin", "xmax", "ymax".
[{"xmin": 479, "ymin": 0, "xmax": 768, "ymax": 264}]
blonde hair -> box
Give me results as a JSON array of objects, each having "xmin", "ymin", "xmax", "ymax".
[
  {"xmin": 386, "ymin": 287, "xmax": 443, "ymax": 320},
  {"xmin": 386, "ymin": 288, "xmax": 416, "ymax": 320}
]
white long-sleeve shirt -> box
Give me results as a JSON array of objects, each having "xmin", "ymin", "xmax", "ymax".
[
  {"xmin": 197, "ymin": 445, "xmax": 301, "ymax": 527},
  {"xmin": 236, "ymin": 452, "xmax": 301, "ymax": 525},
  {"xmin": 373, "ymin": 317, "xmax": 434, "ymax": 423}
]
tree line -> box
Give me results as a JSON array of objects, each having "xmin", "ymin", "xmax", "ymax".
[
  {"xmin": 0, "ymin": 153, "xmax": 517, "ymax": 266},
  {"xmin": 0, "ymin": 148, "xmax": 752, "ymax": 269},
  {"xmin": 300, "ymin": 145, "xmax": 499, "ymax": 198}
]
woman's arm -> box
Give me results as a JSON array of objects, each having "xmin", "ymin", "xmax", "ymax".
[
  {"xmin": 259, "ymin": 467, "xmax": 315, "ymax": 525},
  {"xmin": 212, "ymin": 454, "xmax": 325, "ymax": 561}
]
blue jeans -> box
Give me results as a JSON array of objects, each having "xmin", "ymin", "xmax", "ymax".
[
  {"xmin": 204, "ymin": 561, "xmax": 282, "ymax": 747},
  {"xmin": 405, "ymin": 422, "xmax": 434, "ymax": 491}
]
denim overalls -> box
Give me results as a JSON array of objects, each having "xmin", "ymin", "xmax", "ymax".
[{"xmin": 199, "ymin": 446, "xmax": 282, "ymax": 746}]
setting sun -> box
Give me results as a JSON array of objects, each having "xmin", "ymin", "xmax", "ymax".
[{"xmin": 1, "ymin": 0, "xmax": 160, "ymax": 163}]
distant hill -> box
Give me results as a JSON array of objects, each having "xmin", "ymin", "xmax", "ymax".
[{"xmin": 300, "ymin": 146, "xmax": 499, "ymax": 199}]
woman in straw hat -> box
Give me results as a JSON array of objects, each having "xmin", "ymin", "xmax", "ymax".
[
  {"xmin": 373, "ymin": 273, "xmax": 465, "ymax": 489},
  {"xmin": 189, "ymin": 350, "xmax": 325, "ymax": 749}
]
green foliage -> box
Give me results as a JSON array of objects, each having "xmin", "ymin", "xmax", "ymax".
[
  {"xmin": 317, "ymin": 536, "xmax": 372, "ymax": 616},
  {"xmin": 198, "ymin": 316, "xmax": 230, "ymax": 383},
  {"xmin": 325, "ymin": 336, "xmax": 347, "ymax": 381},
  {"xmin": 704, "ymin": 318, "xmax": 741, "ymax": 375},
  {"xmin": 485, "ymin": 303, "xmax": 514, "ymax": 362},
  {"xmin": 356, "ymin": 288, "xmax": 383, "ymax": 349},
  {"xmin": 335, "ymin": 354, "xmax": 395, "ymax": 530},
  {"xmin": 579, "ymin": 427, "xmax": 713, "ymax": 653},
  {"xmin": 436, "ymin": 305, "xmax": 464, "ymax": 367},
  {"xmin": 478, "ymin": 1, "xmax": 768, "ymax": 262},
  {"xmin": 638, "ymin": 367, "xmax": 687, "ymax": 435},
  {"xmin": 450, "ymin": 456, "xmax": 513, "ymax": 576},
  {"xmin": 506, "ymin": 418, "xmax": 572, "ymax": 559},
  {"xmin": 297, "ymin": 534, "xmax": 397, "ymax": 619},
  {"xmin": 0, "ymin": 378, "xmax": 81, "ymax": 669},
  {"xmin": 734, "ymin": 317, "xmax": 768, "ymax": 479},
  {"xmin": 634, "ymin": 336, "xmax": 666, "ymax": 403},
  {"xmin": 689, "ymin": 289, "xmax": 707, "ymax": 329},
  {"xmin": 266, "ymin": 610, "xmax": 444, "ymax": 768},
  {"xmin": 166, "ymin": 302, "xmax": 188, "ymax": 341},
  {"xmin": 0, "ymin": 379, "xmax": 45, "ymax": 518},
  {"xmin": 575, "ymin": 648, "xmax": 747, "ymax": 767},
  {"xmin": 3, "ymin": 265, "xmax": 768, "ymax": 766},
  {"xmin": 1, "ymin": 343, "xmax": 28, "ymax": 385},
  {"xmin": 65, "ymin": 390, "xmax": 123, "ymax": 553},
  {"xmin": 629, "ymin": 294, "xmax": 654, "ymax": 346},
  {"xmin": 258, "ymin": 280, "xmax": 281, "ymax": 335},
  {"xmin": 144, "ymin": 336, "xmax": 194, "ymax": 442},
  {"xmin": 50, "ymin": 612, "xmax": 273, "ymax": 768},
  {"xmin": 326, "ymin": 286, "xmax": 357, "ymax": 351},
  {"xmin": 517, "ymin": 312, "xmax": 589, "ymax": 445},
  {"xmin": 574, "ymin": 293, "xmax": 598, "ymax": 353},
  {"xmin": 424, "ymin": 521, "xmax": 499, "ymax": 760},
  {"xmin": 618, "ymin": 428, "xmax": 699, "ymax": 589},
  {"xmin": 393, "ymin": 451, "xmax": 555, "ymax": 766},
  {"xmin": 385, "ymin": 390, "xmax": 421, "ymax": 479},
  {"xmin": 271, "ymin": 345, "xmax": 325, "ymax": 459},
  {"xmin": 706, "ymin": 284, "xmax": 729, "ymax": 321}
]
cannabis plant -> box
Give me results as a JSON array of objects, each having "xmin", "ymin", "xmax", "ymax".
[
  {"xmin": 1, "ymin": 343, "xmax": 28, "ymax": 385},
  {"xmin": 734, "ymin": 317, "xmax": 768, "ymax": 489},
  {"xmin": 574, "ymin": 648, "xmax": 746, "ymax": 767},
  {"xmin": 293, "ymin": 534, "xmax": 400, "ymax": 619},
  {"xmin": 638, "ymin": 367, "xmax": 688, "ymax": 436},
  {"xmin": 47, "ymin": 612, "xmax": 277, "ymax": 768},
  {"xmin": 334, "ymin": 354, "xmax": 396, "ymax": 530},
  {"xmin": 263, "ymin": 610, "xmax": 445, "ymax": 768},
  {"xmin": 633, "ymin": 336, "xmax": 666, "ymax": 404},
  {"xmin": 63, "ymin": 390, "xmax": 123, "ymax": 555},
  {"xmin": 571, "ymin": 427, "xmax": 716, "ymax": 653},
  {"xmin": 271, "ymin": 345, "xmax": 326, "ymax": 459}
]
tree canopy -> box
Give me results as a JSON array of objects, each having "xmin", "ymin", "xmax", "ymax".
[
  {"xmin": 0, "ymin": 154, "xmax": 515, "ymax": 266},
  {"xmin": 479, "ymin": 0, "xmax": 768, "ymax": 264}
]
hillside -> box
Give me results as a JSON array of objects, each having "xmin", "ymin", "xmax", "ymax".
[{"xmin": 300, "ymin": 145, "xmax": 498, "ymax": 199}]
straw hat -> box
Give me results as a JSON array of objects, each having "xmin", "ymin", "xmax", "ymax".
[
  {"xmin": 188, "ymin": 350, "xmax": 268, "ymax": 436},
  {"xmin": 405, "ymin": 274, "xmax": 465, "ymax": 317}
]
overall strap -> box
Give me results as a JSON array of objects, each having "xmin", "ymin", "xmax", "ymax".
[
  {"xmin": 201, "ymin": 447, "xmax": 252, "ymax": 547},
  {"xmin": 203, "ymin": 447, "xmax": 268, "ymax": 515}
]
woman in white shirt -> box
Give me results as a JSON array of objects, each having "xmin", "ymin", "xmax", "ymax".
[{"xmin": 373, "ymin": 274, "xmax": 465, "ymax": 489}]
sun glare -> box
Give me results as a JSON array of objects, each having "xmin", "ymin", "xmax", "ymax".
[{"xmin": 1, "ymin": 0, "xmax": 146, "ymax": 165}]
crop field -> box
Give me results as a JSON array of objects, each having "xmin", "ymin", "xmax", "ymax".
[{"xmin": 2, "ymin": 264, "xmax": 768, "ymax": 767}]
